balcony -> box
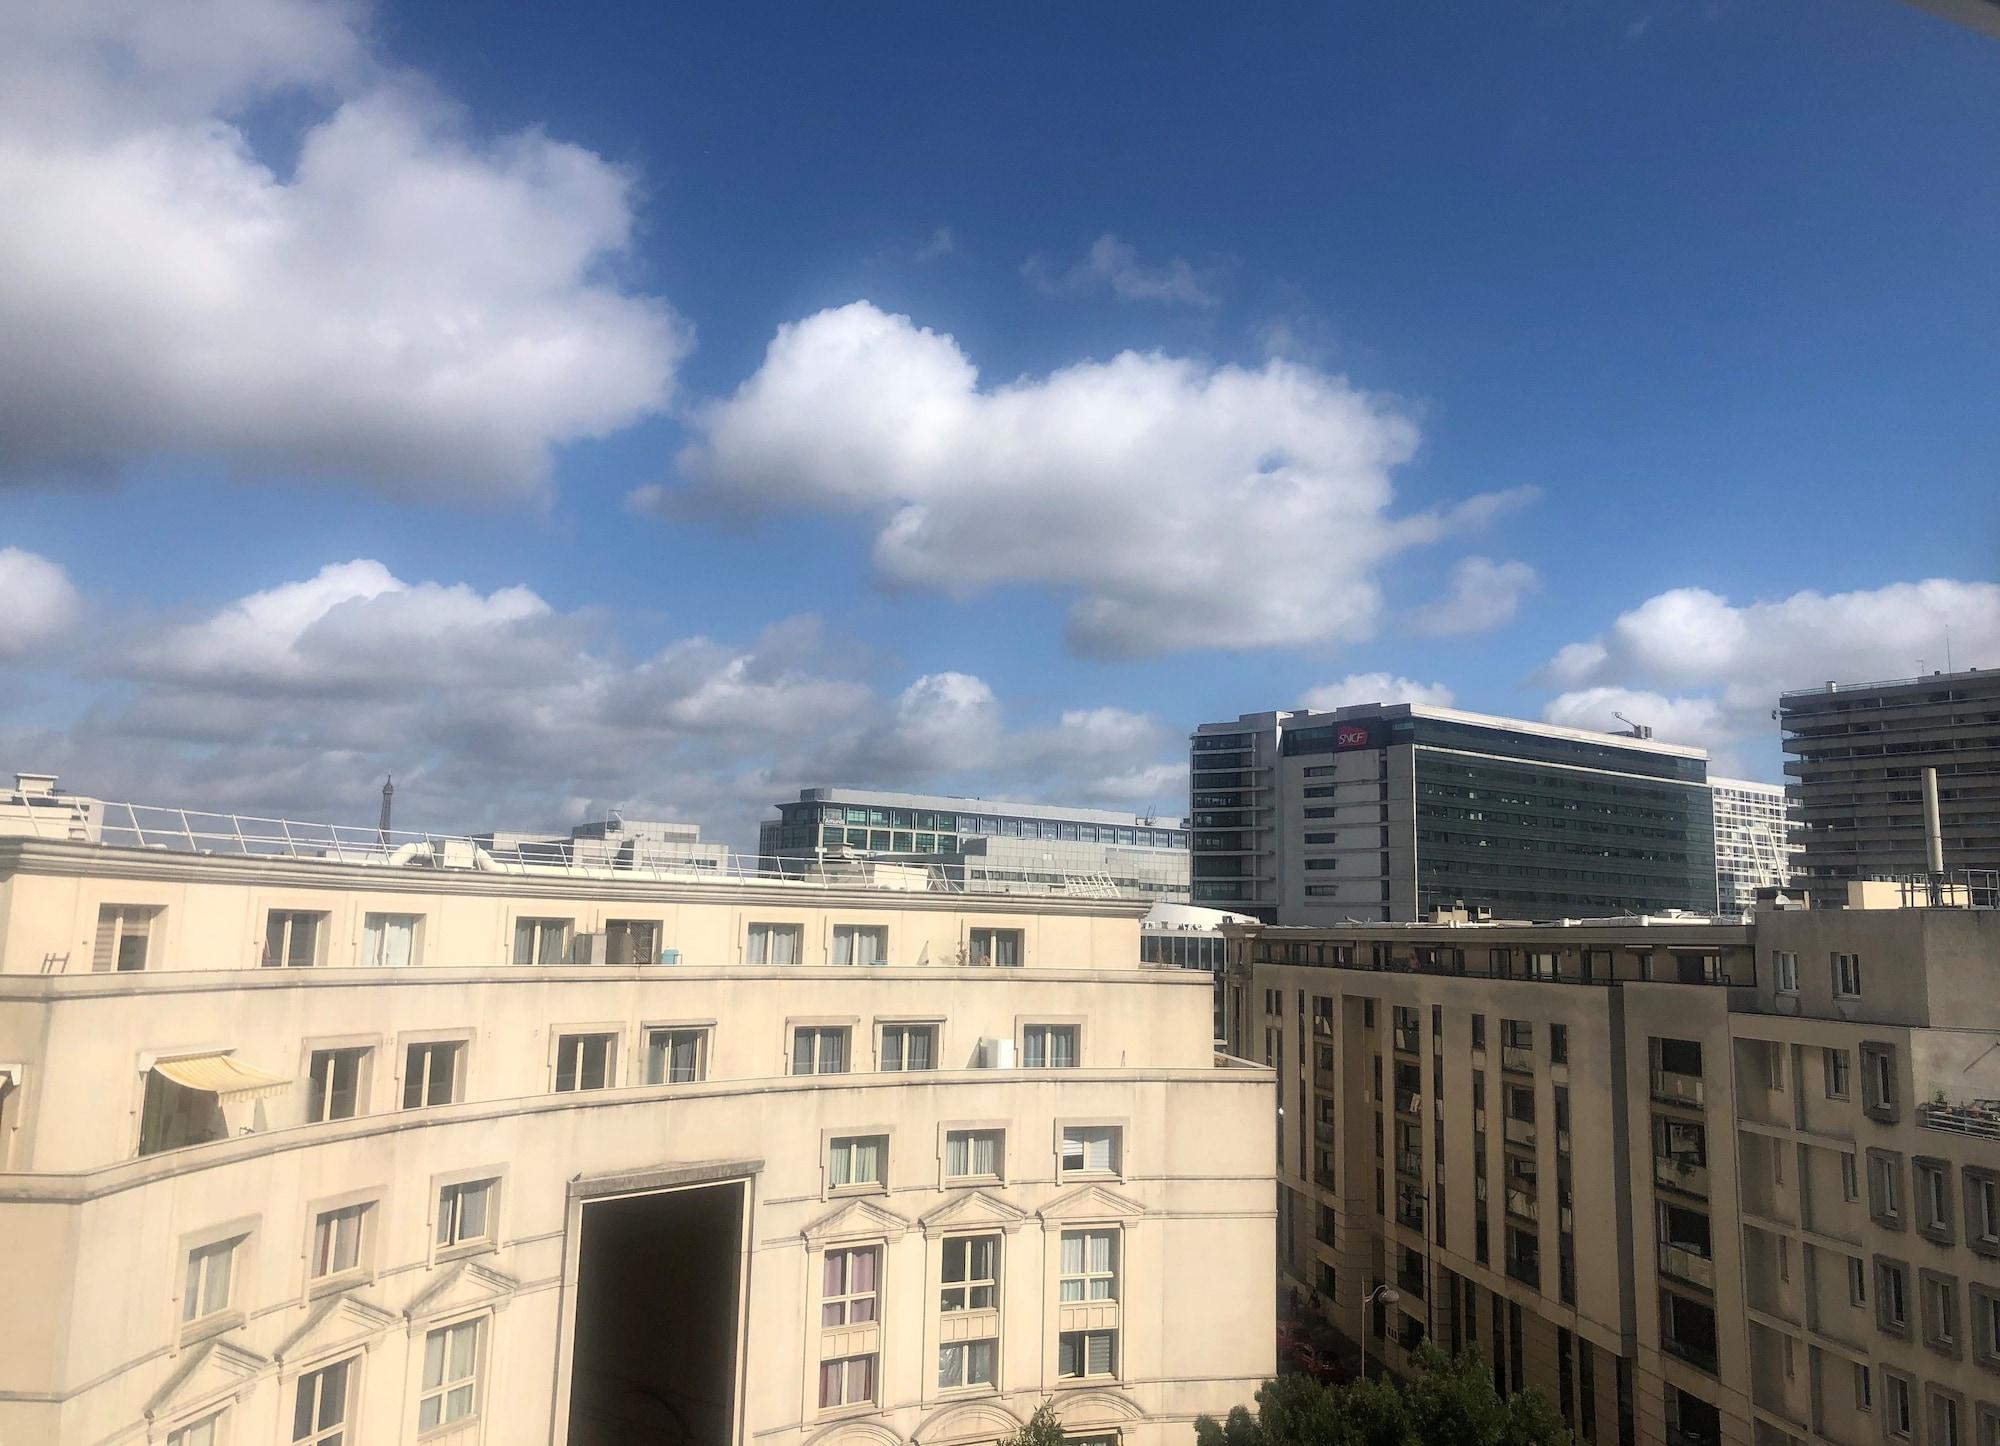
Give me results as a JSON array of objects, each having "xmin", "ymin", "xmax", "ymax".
[
  {"xmin": 1393, "ymin": 1027, "xmax": 1420, "ymax": 1055},
  {"xmin": 1651, "ymin": 1068, "xmax": 1705, "ymax": 1108},
  {"xmin": 1312, "ymin": 1016, "xmax": 1335, "ymax": 1039},
  {"xmin": 1917, "ymin": 1100, "xmax": 2000, "ymax": 1141},
  {"xmin": 1657, "ymin": 1242, "xmax": 1716, "ymax": 1290},
  {"xmin": 1655, "ymin": 1153, "xmax": 1709, "ymax": 1196},
  {"xmin": 1505, "ymin": 1250, "xmax": 1541, "ymax": 1289},
  {"xmin": 1505, "ymin": 1188, "xmax": 1539, "ymax": 1223},
  {"xmin": 1503, "ymin": 1116, "xmax": 1536, "ymax": 1149},
  {"xmin": 1501, "ymin": 1046, "xmax": 1534, "ymax": 1075},
  {"xmin": 1661, "ymin": 1332, "xmax": 1719, "ymax": 1375},
  {"xmin": 1395, "ymin": 1089, "xmax": 1422, "ymax": 1117},
  {"xmin": 1396, "ymin": 1149, "xmax": 1423, "ymax": 1179}
]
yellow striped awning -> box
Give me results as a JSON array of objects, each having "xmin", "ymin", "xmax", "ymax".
[{"xmin": 153, "ymin": 1053, "xmax": 293, "ymax": 1104}]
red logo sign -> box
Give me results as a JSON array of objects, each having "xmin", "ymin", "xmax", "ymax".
[{"xmin": 1336, "ymin": 725, "xmax": 1372, "ymax": 749}]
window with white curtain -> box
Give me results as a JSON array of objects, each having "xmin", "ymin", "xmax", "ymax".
[
  {"xmin": 310, "ymin": 1203, "xmax": 368, "ymax": 1279},
  {"xmin": 92, "ymin": 904, "xmax": 159, "ymax": 972},
  {"xmin": 793, "ymin": 1027, "xmax": 850, "ymax": 1075},
  {"xmin": 1060, "ymin": 1228, "xmax": 1119, "ymax": 1302},
  {"xmin": 747, "ymin": 923, "xmax": 802, "ymax": 965},
  {"xmin": 1061, "ymin": 1125, "xmax": 1122, "ymax": 1176},
  {"xmin": 946, "ymin": 1129, "xmax": 1003, "ymax": 1181},
  {"xmin": 1058, "ymin": 1328, "xmax": 1117, "ymax": 1379},
  {"xmin": 818, "ymin": 1354, "xmax": 874, "ymax": 1410},
  {"xmin": 512, "ymin": 917, "xmax": 572, "ymax": 966},
  {"xmin": 938, "ymin": 1337, "xmax": 997, "ymax": 1389},
  {"xmin": 821, "ymin": 1246, "xmax": 879, "ymax": 1325},
  {"xmin": 292, "ymin": 1357, "xmax": 354, "ymax": 1445},
  {"xmin": 418, "ymin": 1318, "xmax": 482, "ymax": 1431},
  {"xmin": 362, "ymin": 912, "xmax": 419, "ymax": 967},
  {"xmin": 263, "ymin": 910, "xmax": 326, "ymax": 968},
  {"xmin": 555, "ymin": 1032, "xmax": 617, "ymax": 1092},
  {"xmin": 436, "ymin": 1179, "xmax": 496, "ymax": 1250},
  {"xmin": 645, "ymin": 1028, "xmax": 706, "ymax": 1084},
  {"xmin": 969, "ymin": 928, "xmax": 1023, "ymax": 967},
  {"xmin": 1023, "ymin": 1024, "xmax": 1078, "ymax": 1068},
  {"xmin": 832, "ymin": 925, "xmax": 888, "ymax": 966},
  {"xmin": 166, "ymin": 1412, "xmax": 224, "ymax": 1446},
  {"xmin": 940, "ymin": 1234, "xmax": 999, "ymax": 1310},
  {"xmin": 182, "ymin": 1236, "xmax": 242, "ymax": 1323},
  {"xmin": 829, "ymin": 1134, "xmax": 886, "ymax": 1190},
  {"xmin": 881, "ymin": 1023, "xmax": 936, "ymax": 1071}
]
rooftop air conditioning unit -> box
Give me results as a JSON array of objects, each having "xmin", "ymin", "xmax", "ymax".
[{"xmin": 982, "ymin": 1037, "xmax": 1017, "ymax": 1069}]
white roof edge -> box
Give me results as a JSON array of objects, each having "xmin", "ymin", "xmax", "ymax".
[
  {"xmin": 1289, "ymin": 702, "xmax": 1710, "ymax": 760},
  {"xmin": 1709, "ymin": 776, "xmax": 1785, "ymax": 792},
  {"xmin": 786, "ymin": 787, "xmax": 1185, "ymax": 830}
]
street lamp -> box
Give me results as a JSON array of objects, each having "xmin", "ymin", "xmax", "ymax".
[{"xmin": 1361, "ymin": 1284, "xmax": 1400, "ymax": 1382}]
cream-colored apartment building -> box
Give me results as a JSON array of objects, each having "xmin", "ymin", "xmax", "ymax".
[
  {"xmin": 1229, "ymin": 892, "xmax": 2000, "ymax": 1446},
  {"xmin": 0, "ymin": 795, "xmax": 1274, "ymax": 1445}
]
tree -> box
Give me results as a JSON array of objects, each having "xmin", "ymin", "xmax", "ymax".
[
  {"xmin": 999, "ymin": 1401, "xmax": 1069, "ymax": 1446},
  {"xmin": 1194, "ymin": 1344, "xmax": 1571, "ymax": 1446}
]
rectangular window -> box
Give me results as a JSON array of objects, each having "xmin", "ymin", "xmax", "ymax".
[
  {"xmin": 512, "ymin": 917, "xmax": 572, "ymax": 966},
  {"xmin": 1881, "ymin": 1262, "xmax": 1909, "ymax": 1329},
  {"xmin": 92, "ymin": 903, "xmax": 159, "ymax": 972},
  {"xmin": 418, "ymin": 1318, "xmax": 481, "ymax": 1432},
  {"xmin": 604, "ymin": 918, "xmax": 660, "ymax": 966},
  {"xmin": 1058, "ymin": 1329, "xmax": 1117, "ymax": 1379},
  {"xmin": 402, "ymin": 1040, "xmax": 462, "ymax": 1108},
  {"xmin": 264, "ymin": 909, "xmax": 326, "ymax": 968},
  {"xmin": 1935, "ymin": 1396, "xmax": 1961, "ymax": 1446},
  {"xmin": 1060, "ymin": 1228, "xmax": 1119, "ymax": 1302},
  {"xmin": 1550, "ymin": 1024, "xmax": 1569, "ymax": 1066},
  {"xmin": 940, "ymin": 1233, "xmax": 999, "ymax": 1310},
  {"xmin": 1833, "ymin": 952, "xmax": 1862, "ymax": 999},
  {"xmin": 747, "ymin": 922, "xmax": 803, "ymax": 965},
  {"xmin": 1973, "ymin": 1173, "xmax": 2000, "ymax": 1246},
  {"xmin": 436, "ymin": 1179, "xmax": 496, "ymax": 1250},
  {"xmin": 1865, "ymin": 1045, "xmax": 1897, "ymax": 1115},
  {"xmin": 1872, "ymin": 1154, "xmax": 1903, "ymax": 1221},
  {"xmin": 794, "ymin": 1026, "xmax": 850, "ymax": 1075},
  {"xmin": 819, "ymin": 1354, "xmax": 875, "ymax": 1410},
  {"xmin": 308, "ymin": 1047, "xmax": 368, "ymax": 1122},
  {"xmin": 168, "ymin": 1413, "xmax": 224, "ymax": 1446},
  {"xmin": 821, "ymin": 1246, "xmax": 879, "ymax": 1326},
  {"xmin": 946, "ymin": 1129, "xmax": 1003, "ymax": 1181},
  {"xmin": 829, "ymin": 1134, "xmax": 887, "ymax": 1190},
  {"xmin": 555, "ymin": 1032, "xmax": 617, "ymax": 1092},
  {"xmin": 1061, "ymin": 1125, "xmax": 1122, "ymax": 1176},
  {"xmin": 362, "ymin": 911, "xmax": 419, "ymax": 967},
  {"xmin": 1848, "ymin": 1255, "xmax": 1867, "ymax": 1305},
  {"xmin": 1774, "ymin": 951, "xmax": 1799, "ymax": 993},
  {"xmin": 1856, "ymin": 1361, "xmax": 1872, "ymax": 1411},
  {"xmin": 1825, "ymin": 1048, "xmax": 1851, "ymax": 1100},
  {"xmin": 1888, "ymin": 1374, "xmax": 1914, "ymax": 1438},
  {"xmin": 644, "ymin": 1028, "xmax": 706, "ymax": 1084},
  {"xmin": 1917, "ymin": 1162, "xmax": 1951, "ymax": 1235},
  {"xmin": 1842, "ymin": 1152, "xmax": 1860, "ymax": 1202},
  {"xmin": 182, "ymin": 1236, "xmax": 241, "ymax": 1323},
  {"xmin": 938, "ymin": 1338, "xmax": 997, "ymax": 1389},
  {"xmin": 970, "ymin": 928, "xmax": 1023, "ymax": 967},
  {"xmin": 292, "ymin": 1357, "xmax": 353, "ymax": 1444},
  {"xmin": 1023, "ymin": 1024, "xmax": 1078, "ymax": 1068},
  {"xmin": 880, "ymin": 1023, "xmax": 936, "ymax": 1071},
  {"xmin": 1925, "ymin": 1276, "xmax": 1956, "ymax": 1346},
  {"xmin": 832, "ymin": 925, "xmax": 888, "ymax": 966},
  {"xmin": 311, "ymin": 1203, "xmax": 368, "ymax": 1279}
]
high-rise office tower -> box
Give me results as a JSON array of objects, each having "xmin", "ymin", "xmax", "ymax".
[
  {"xmin": 1710, "ymin": 777, "xmax": 1799, "ymax": 915},
  {"xmin": 1191, "ymin": 704, "xmax": 1717, "ymax": 924}
]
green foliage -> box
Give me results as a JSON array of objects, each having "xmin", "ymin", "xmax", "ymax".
[
  {"xmin": 1193, "ymin": 1345, "xmax": 1572, "ymax": 1446},
  {"xmin": 1000, "ymin": 1400, "xmax": 1070, "ymax": 1446}
]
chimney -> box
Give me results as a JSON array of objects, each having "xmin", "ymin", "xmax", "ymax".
[{"xmin": 1922, "ymin": 767, "xmax": 1944, "ymax": 875}]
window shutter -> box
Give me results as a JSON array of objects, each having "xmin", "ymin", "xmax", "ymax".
[{"xmin": 1087, "ymin": 1330, "xmax": 1113, "ymax": 1374}]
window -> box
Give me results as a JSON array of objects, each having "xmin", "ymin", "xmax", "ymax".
[
  {"xmin": 555, "ymin": 1032, "xmax": 617, "ymax": 1092},
  {"xmin": 1880, "ymin": 1260, "xmax": 1909, "ymax": 1331},
  {"xmin": 747, "ymin": 922, "xmax": 802, "ymax": 965},
  {"xmin": 644, "ymin": 1028, "xmax": 705, "ymax": 1084},
  {"xmin": 1842, "ymin": 1151, "xmax": 1860, "ymax": 1202},
  {"xmin": 1856, "ymin": 1361, "xmax": 1872, "ymax": 1411},
  {"xmin": 938, "ymin": 1338, "xmax": 997, "ymax": 1389},
  {"xmin": 1471, "ymin": 1015, "xmax": 1486, "ymax": 1050},
  {"xmin": 1833, "ymin": 952, "xmax": 1862, "ymax": 999},
  {"xmin": 1971, "ymin": 1170, "xmax": 2000, "ymax": 1248},
  {"xmin": 880, "ymin": 1023, "xmax": 936, "ymax": 1071},
  {"xmin": 821, "ymin": 1246, "xmax": 879, "ymax": 1325},
  {"xmin": 311, "ymin": 1203, "xmax": 368, "ymax": 1280},
  {"xmin": 1934, "ymin": 1395, "xmax": 1961, "ymax": 1446},
  {"xmin": 1774, "ymin": 951, "xmax": 1799, "ymax": 993},
  {"xmin": 264, "ymin": 909, "xmax": 326, "ymax": 968},
  {"xmin": 1916, "ymin": 1160, "xmax": 1952, "ymax": 1237},
  {"xmin": 418, "ymin": 1318, "xmax": 482, "ymax": 1432},
  {"xmin": 793, "ymin": 1026, "xmax": 850, "ymax": 1075},
  {"xmin": 829, "ymin": 1134, "xmax": 887, "ymax": 1190},
  {"xmin": 1887, "ymin": 1373, "xmax": 1914, "ymax": 1438},
  {"xmin": 1864, "ymin": 1045, "xmax": 1898, "ymax": 1116},
  {"xmin": 92, "ymin": 903, "xmax": 158, "ymax": 971},
  {"xmin": 436, "ymin": 1179, "xmax": 496, "ymax": 1250},
  {"xmin": 940, "ymin": 1234, "xmax": 999, "ymax": 1310},
  {"xmin": 1848, "ymin": 1255, "xmax": 1868, "ymax": 1305},
  {"xmin": 513, "ymin": 917, "xmax": 573, "ymax": 966},
  {"xmin": 168, "ymin": 1413, "xmax": 224, "ymax": 1446},
  {"xmin": 292, "ymin": 1357, "xmax": 354, "ymax": 1444},
  {"xmin": 1058, "ymin": 1329, "xmax": 1117, "ymax": 1379},
  {"xmin": 402, "ymin": 1041, "xmax": 462, "ymax": 1108},
  {"xmin": 832, "ymin": 925, "xmax": 888, "ymax": 967},
  {"xmin": 1060, "ymin": 1228, "xmax": 1118, "ymax": 1302},
  {"xmin": 1976, "ymin": 1285, "xmax": 2000, "ymax": 1363},
  {"xmin": 1023, "ymin": 1024, "xmax": 1078, "ymax": 1068},
  {"xmin": 946, "ymin": 1129, "xmax": 1003, "ymax": 1181},
  {"xmin": 1825, "ymin": 1048, "xmax": 1850, "ymax": 1100},
  {"xmin": 1924, "ymin": 1275, "xmax": 1956, "ymax": 1348},
  {"xmin": 604, "ymin": 919, "xmax": 660, "ymax": 966},
  {"xmin": 1550, "ymin": 1024, "xmax": 1569, "ymax": 1066},
  {"xmin": 1061, "ymin": 1125, "xmax": 1122, "ymax": 1176},
  {"xmin": 819, "ymin": 1355, "xmax": 875, "ymax": 1410},
  {"xmin": 182, "ymin": 1235, "xmax": 241, "ymax": 1323},
  {"xmin": 308, "ymin": 1047, "xmax": 368, "ymax": 1122},
  {"xmin": 970, "ymin": 928, "xmax": 1023, "ymax": 967},
  {"xmin": 362, "ymin": 911, "xmax": 419, "ymax": 967},
  {"xmin": 1871, "ymin": 1153, "xmax": 1904, "ymax": 1223}
]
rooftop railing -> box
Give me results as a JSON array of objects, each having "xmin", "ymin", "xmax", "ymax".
[{"xmin": 1917, "ymin": 1100, "xmax": 2000, "ymax": 1141}]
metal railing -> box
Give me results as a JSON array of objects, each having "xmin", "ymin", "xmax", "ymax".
[
  {"xmin": 1657, "ymin": 1242, "xmax": 1715, "ymax": 1290},
  {"xmin": 1501, "ymin": 1045, "xmax": 1535, "ymax": 1074},
  {"xmin": 1651, "ymin": 1068, "xmax": 1706, "ymax": 1107},
  {"xmin": 1504, "ymin": 1188, "xmax": 1539, "ymax": 1223},
  {"xmin": 1503, "ymin": 1116, "xmax": 1536, "ymax": 1148},
  {"xmin": 1917, "ymin": 1101, "xmax": 2000, "ymax": 1140},
  {"xmin": 1395, "ymin": 1149, "xmax": 1423, "ymax": 1179},
  {"xmin": 1655, "ymin": 1154, "xmax": 1709, "ymax": 1195}
]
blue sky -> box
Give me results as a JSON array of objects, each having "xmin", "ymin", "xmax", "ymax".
[{"xmin": 2, "ymin": 0, "xmax": 1997, "ymax": 846}]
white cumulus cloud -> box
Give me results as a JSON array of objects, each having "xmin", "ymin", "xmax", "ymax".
[
  {"xmin": 676, "ymin": 302, "xmax": 1527, "ymax": 658},
  {"xmin": 1408, "ymin": 556, "xmax": 1538, "ymax": 637},
  {"xmin": 0, "ymin": 548, "xmax": 82, "ymax": 657},
  {"xmin": 1300, "ymin": 673, "xmax": 1457, "ymax": 711},
  {"xmin": 0, "ymin": 0, "xmax": 686, "ymax": 496}
]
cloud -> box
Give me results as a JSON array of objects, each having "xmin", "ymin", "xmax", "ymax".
[
  {"xmin": 15, "ymin": 556, "xmax": 1188, "ymax": 848},
  {"xmin": 0, "ymin": 0, "xmax": 686, "ymax": 497},
  {"xmin": 1407, "ymin": 556, "xmax": 1538, "ymax": 637},
  {"xmin": 1539, "ymin": 578, "xmax": 2000, "ymax": 760},
  {"xmin": 677, "ymin": 302, "xmax": 1525, "ymax": 657},
  {"xmin": 914, "ymin": 226, "xmax": 956, "ymax": 261},
  {"xmin": 1300, "ymin": 673, "xmax": 1457, "ymax": 712},
  {"xmin": 0, "ymin": 548, "xmax": 82, "ymax": 656},
  {"xmin": 1023, "ymin": 234, "xmax": 1221, "ymax": 308}
]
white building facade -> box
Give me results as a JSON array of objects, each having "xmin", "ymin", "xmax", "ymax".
[{"xmin": 1711, "ymin": 777, "xmax": 1798, "ymax": 914}]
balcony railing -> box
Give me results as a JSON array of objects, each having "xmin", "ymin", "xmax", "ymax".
[
  {"xmin": 1654, "ymin": 1153, "xmax": 1709, "ymax": 1195},
  {"xmin": 1503, "ymin": 1116, "xmax": 1536, "ymax": 1148},
  {"xmin": 1661, "ymin": 1333, "xmax": 1719, "ymax": 1375},
  {"xmin": 1393, "ymin": 1028, "xmax": 1420, "ymax": 1054},
  {"xmin": 1651, "ymin": 1068, "xmax": 1706, "ymax": 1108},
  {"xmin": 1657, "ymin": 1242, "xmax": 1716, "ymax": 1290},
  {"xmin": 1395, "ymin": 1089, "xmax": 1422, "ymax": 1116},
  {"xmin": 1505, "ymin": 1188, "xmax": 1539, "ymax": 1223},
  {"xmin": 1917, "ymin": 1100, "xmax": 2000, "ymax": 1140},
  {"xmin": 1501, "ymin": 1046, "xmax": 1534, "ymax": 1074},
  {"xmin": 1396, "ymin": 1203, "xmax": 1426, "ymax": 1232}
]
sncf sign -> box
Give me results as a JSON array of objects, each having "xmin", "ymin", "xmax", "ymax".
[{"xmin": 1335, "ymin": 723, "xmax": 1374, "ymax": 750}]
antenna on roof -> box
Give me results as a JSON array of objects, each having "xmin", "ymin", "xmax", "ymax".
[{"xmin": 1612, "ymin": 711, "xmax": 1653, "ymax": 741}]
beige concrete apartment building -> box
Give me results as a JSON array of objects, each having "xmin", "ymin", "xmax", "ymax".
[
  {"xmin": 0, "ymin": 804, "xmax": 1274, "ymax": 1445},
  {"xmin": 1228, "ymin": 896, "xmax": 2000, "ymax": 1446}
]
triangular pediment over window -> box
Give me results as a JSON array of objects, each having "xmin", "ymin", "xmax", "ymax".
[
  {"xmin": 404, "ymin": 1259, "xmax": 519, "ymax": 1324},
  {"xmin": 1036, "ymin": 1182, "xmax": 1145, "ymax": 1223},
  {"xmin": 143, "ymin": 1336, "xmax": 267, "ymax": 1423},
  {"xmin": 274, "ymin": 1291, "xmax": 396, "ymax": 1366},
  {"xmin": 918, "ymin": 1189, "xmax": 1031, "ymax": 1236},
  {"xmin": 801, "ymin": 1196, "xmax": 912, "ymax": 1244}
]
